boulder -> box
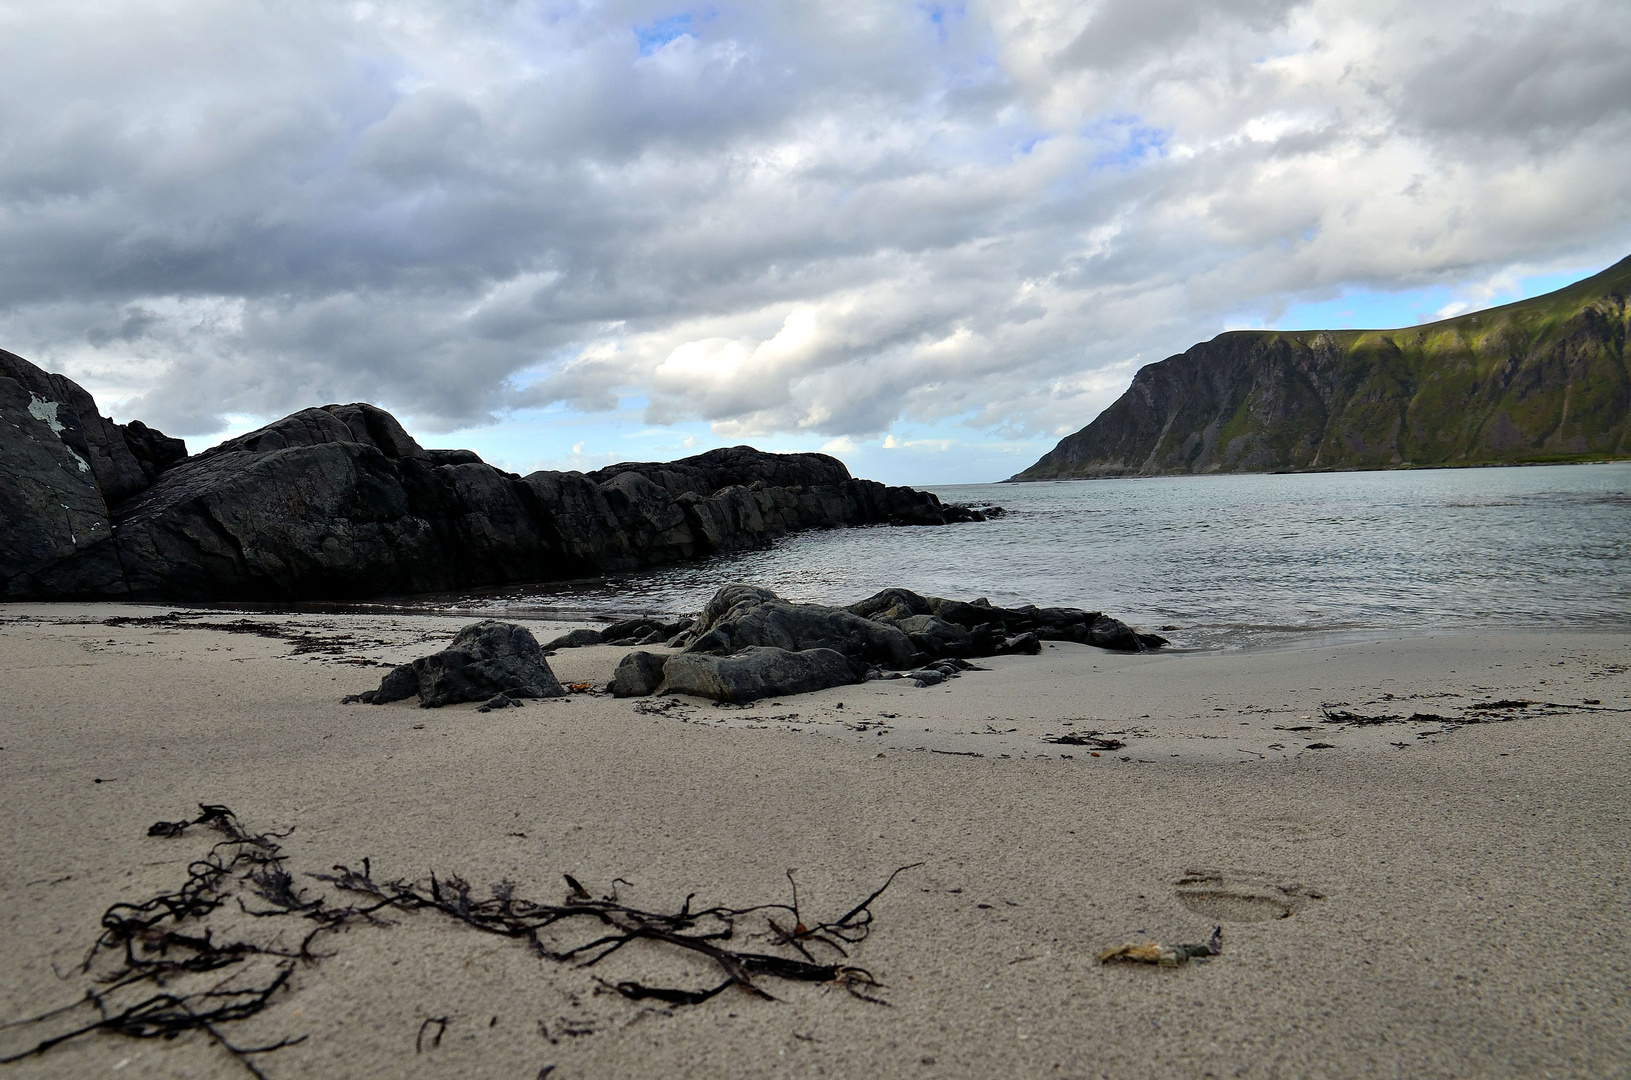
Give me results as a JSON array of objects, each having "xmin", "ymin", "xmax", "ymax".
[
  {"xmin": 358, "ymin": 621, "xmax": 565, "ymax": 707},
  {"xmin": 413, "ymin": 621, "xmax": 565, "ymax": 707},
  {"xmin": 610, "ymin": 651, "xmax": 668, "ymax": 697},
  {"xmin": 659, "ymin": 646, "xmax": 860, "ymax": 704}
]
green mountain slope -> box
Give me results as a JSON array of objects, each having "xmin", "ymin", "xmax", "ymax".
[{"xmin": 1012, "ymin": 255, "xmax": 1631, "ymax": 480}]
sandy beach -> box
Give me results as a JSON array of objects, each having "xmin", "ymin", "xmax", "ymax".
[{"xmin": 1, "ymin": 606, "xmax": 1628, "ymax": 1079}]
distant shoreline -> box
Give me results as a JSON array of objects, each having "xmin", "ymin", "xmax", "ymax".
[{"xmin": 1002, "ymin": 454, "xmax": 1631, "ymax": 483}]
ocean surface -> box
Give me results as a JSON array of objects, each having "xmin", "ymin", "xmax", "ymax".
[{"xmin": 363, "ymin": 463, "xmax": 1631, "ymax": 651}]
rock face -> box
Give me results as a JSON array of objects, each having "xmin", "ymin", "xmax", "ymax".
[
  {"xmin": 1013, "ymin": 255, "xmax": 1631, "ymax": 480},
  {"xmin": 362, "ymin": 621, "xmax": 565, "ymax": 707},
  {"xmin": 0, "ymin": 349, "xmax": 994, "ymax": 601},
  {"xmin": 1, "ymin": 352, "xmax": 189, "ymax": 597}
]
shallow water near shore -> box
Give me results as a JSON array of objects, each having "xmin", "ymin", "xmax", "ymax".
[{"xmin": 342, "ymin": 462, "xmax": 1631, "ymax": 651}]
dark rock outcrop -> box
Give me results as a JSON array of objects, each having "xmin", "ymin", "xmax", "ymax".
[
  {"xmin": 622, "ymin": 584, "xmax": 1164, "ymax": 702},
  {"xmin": 1013, "ymin": 255, "xmax": 1631, "ymax": 479},
  {"xmin": 357, "ymin": 621, "xmax": 565, "ymax": 707},
  {"xmin": 658, "ymin": 646, "xmax": 860, "ymax": 704},
  {"xmin": 0, "ymin": 349, "xmax": 995, "ymax": 601}
]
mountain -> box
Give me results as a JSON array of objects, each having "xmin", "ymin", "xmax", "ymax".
[{"xmin": 1012, "ymin": 255, "xmax": 1631, "ymax": 481}]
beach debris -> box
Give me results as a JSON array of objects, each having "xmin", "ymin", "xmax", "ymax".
[
  {"xmin": 477, "ymin": 693, "xmax": 524, "ymax": 712},
  {"xmin": 1174, "ymin": 871, "xmax": 1324, "ymax": 921},
  {"xmin": 416, "ymin": 1016, "xmax": 449, "ymax": 1053},
  {"xmin": 1305, "ymin": 742, "xmax": 1336, "ymax": 749},
  {"xmin": 1042, "ymin": 731, "xmax": 1126, "ymax": 750},
  {"xmin": 1097, "ymin": 926, "xmax": 1222, "ymax": 967},
  {"xmin": 1317, "ymin": 696, "xmax": 1631, "ymax": 730},
  {"xmin": 1, "ymin": 805, "xmax": 918, "ymax": 1076}
]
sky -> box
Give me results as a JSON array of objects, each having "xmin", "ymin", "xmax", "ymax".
[{"xmin": 1, "ymin": 0, "xmax": 1627, "ymax": 486}]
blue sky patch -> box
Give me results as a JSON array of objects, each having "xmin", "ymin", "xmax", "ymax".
[{"xmin": 635, "ymin": 13, "xmax": 693, "ymax": 55}]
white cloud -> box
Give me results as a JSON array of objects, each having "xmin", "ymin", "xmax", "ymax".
[{"xmin": 0, "ymin": 0, "xmax": 1624, "ymax": 454}]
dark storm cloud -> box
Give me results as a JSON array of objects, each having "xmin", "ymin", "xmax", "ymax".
[{"xmin": 0, "ymin": 0, "xmax": 1626, "ymax": 442}]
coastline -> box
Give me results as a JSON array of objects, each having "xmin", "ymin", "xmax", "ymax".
[{"xmin": 2, "ymin": 606, "xmax": 1628, "ymax": 1077}]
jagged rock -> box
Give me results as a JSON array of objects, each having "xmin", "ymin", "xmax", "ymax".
[
  {"xmin": 686, "ymin": 585, "xmax": 921, "ymax": 668},
  {"xmin": 359, "ymin": 621, "xmax": 565, "ymax": 707},
  {"xmin": 546, "ymin": 628, "xmax": 607, "ymax": 650},
  {"xmin": 610, "ymin": 651, "xmax": 668, "ymax": 697},
  {"xmin": 413, "ymin": 621, "xmax": 565, "ymax": 707},
  {"xmin": 0, "ymin": 348, "xmax": 182, "ymax": 504},
  {"xmin": 1004, "ymin": 631, "xmax": 1041, "ymax": 655},
  {"xmin": 659, "ymin": 646, "xmax": 860, "ymax": 704},
  {"xmin": 120, "ymin": 420, "xmax": 188, "ymax": 483}
]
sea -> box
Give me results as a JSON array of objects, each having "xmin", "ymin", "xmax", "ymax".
[{"xmin": 362, "ymin": 462, "xmax": 1631, "ymax": 651}]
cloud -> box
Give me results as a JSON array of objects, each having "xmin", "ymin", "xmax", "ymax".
[{"xmin": 0, "ymin": 0, "xmax": 1625, "ymax": 449}]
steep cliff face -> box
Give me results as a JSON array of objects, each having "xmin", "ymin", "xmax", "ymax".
[{"xmin": 1014, "ymin": 256, "xmax": 1631, "ymax": 480}]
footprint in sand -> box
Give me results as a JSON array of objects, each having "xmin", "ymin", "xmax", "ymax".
[{"xmin": 1173, "ymin": 870, "xmax": 1326, "ymax": 922}]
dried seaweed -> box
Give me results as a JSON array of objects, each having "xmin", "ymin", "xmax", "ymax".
[
  {"xmin": 0, "ymin": 805, "xmax": 328, "ymax": 1079},
  {"xmin": 1042, "ymin": 731, "xmax": 1126, "ymax": 750},
  {"xmin": 3, "ymin": 806, "xmax": 917, "ymax": 1076},
  {"xmin": 311, "ymin": 861, "xmax": 922, "ymax": 1007}
]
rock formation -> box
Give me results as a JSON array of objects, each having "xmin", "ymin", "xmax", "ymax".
[
  {"xmin": 1014, "ymin": 255, "xmax": 1631, "ymax": 480},
  {"xmin": 580, "ymin": 584, "xmax": 1166, "ymax": 703},
  {"xmin": 0, "ymin": 350, "xmax": 994, "ymax": 600}
]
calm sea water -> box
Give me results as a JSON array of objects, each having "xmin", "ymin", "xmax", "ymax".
[{"xmin": 375, "ymin": 463, "xmax": 1631, "ymax": 650}]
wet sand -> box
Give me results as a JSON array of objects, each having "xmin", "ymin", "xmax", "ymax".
[{"xmin": 1, "ymin": 605, "xmax": 1628, "ymax": 1079}]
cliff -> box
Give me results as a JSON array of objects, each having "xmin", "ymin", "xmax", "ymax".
[{"xmin": 1013, "ymin": 255, "xmax": 1631, "ymax": 480}]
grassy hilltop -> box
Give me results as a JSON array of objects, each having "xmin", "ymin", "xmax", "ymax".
[{"xmin": 1013, "ymin": 255, "xmax": 1631, "ymax": 480}]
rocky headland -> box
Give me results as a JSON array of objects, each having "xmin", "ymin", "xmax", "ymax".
[
  {"xmin": 1014, "ymin": 254, "xmax": 1631, "ymax": 480},
  {"xmin": 0, "ymin": 349, "xmax": 990, "ymax": 601}
]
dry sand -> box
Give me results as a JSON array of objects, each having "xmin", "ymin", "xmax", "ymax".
[{"xmin": 0, "ymin": 605, "xmax": 1628, "ymax": 1079}]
